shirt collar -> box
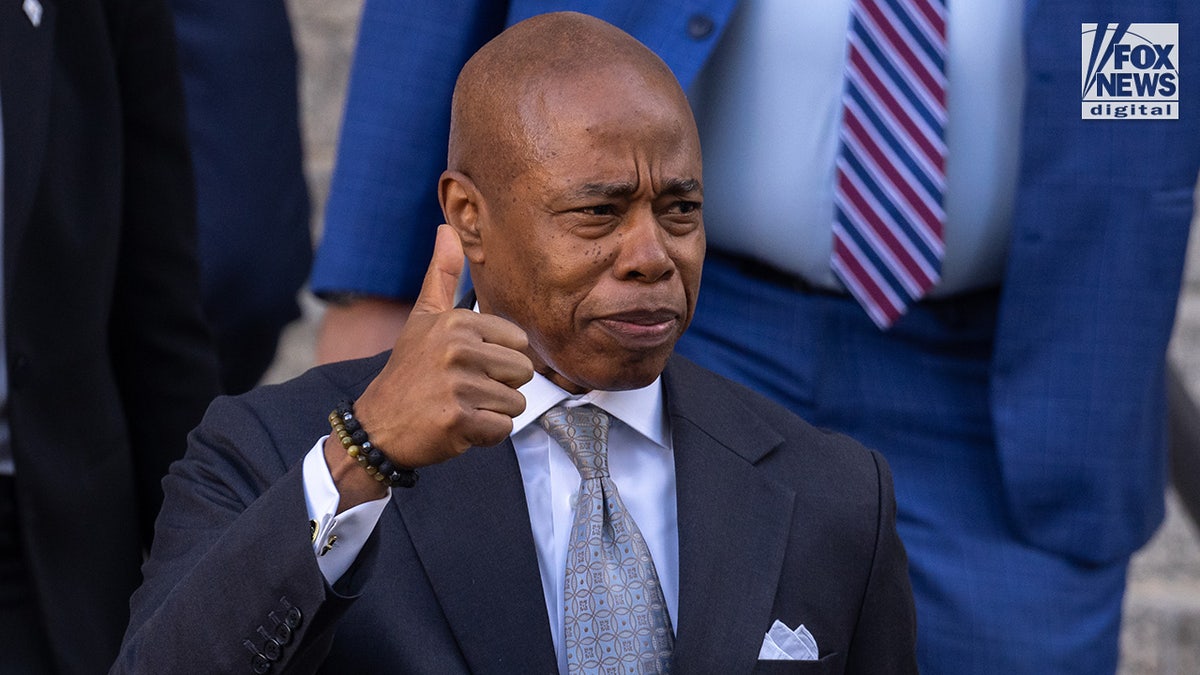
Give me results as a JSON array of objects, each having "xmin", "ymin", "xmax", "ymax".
[{"xmin": 512, "ymin": 372, "xmax": 669, "ymax": 449}]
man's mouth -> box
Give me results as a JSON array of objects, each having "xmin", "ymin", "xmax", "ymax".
[{"xmin": 594, "ymin": 309, "xmax": 680, "ymax": 347}]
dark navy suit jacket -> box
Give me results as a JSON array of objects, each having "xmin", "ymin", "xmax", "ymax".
[
  {"xmin": 115, "ymin": 354, "xmax": 916, "ymax": 673},
  {"xmin": 312, "ymin": 0, "xmax": 1200, "ymax": 566}
]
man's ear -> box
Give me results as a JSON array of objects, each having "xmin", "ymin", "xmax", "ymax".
[{"xmin": 439, "ymin": 170, "xmax": 486, "ymax": 263}]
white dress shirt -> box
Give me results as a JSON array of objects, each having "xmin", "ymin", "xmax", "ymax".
[
  {"xmin": 692, "ymin": 0, "xmax": 1026, "ymax": 295},
  {"xmin": 302, "ymin": 371, "xmax": 679, "ymax": 673}
]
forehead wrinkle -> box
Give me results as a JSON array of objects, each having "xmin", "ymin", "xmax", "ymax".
[
  {"xmin": 569, "ymin": 174, "xmax": 701, "ymax": 201},
  {"xmin": 662, "ymin": 177, "xmax": 702, "ymax": 195},
  {"xmin": 571, "ymin": 181, "xmax": 640, "ymax": 199}
]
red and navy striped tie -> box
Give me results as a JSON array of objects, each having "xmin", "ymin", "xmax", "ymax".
[{"xmin": 833, "ymin": 0, "xmax": 948, "ymax": 328}]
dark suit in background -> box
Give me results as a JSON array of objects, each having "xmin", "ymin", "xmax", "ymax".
[
  {"xmin": 168, "ymin": 0, "xmax": 312, "ymax": 394},
  {"xmin": 114, "ymin": 353, "xmax": 914, "ymax": 674},
  {"xmin": 0, "ymin": 0, "xmax": 220, "ymax": 671}
]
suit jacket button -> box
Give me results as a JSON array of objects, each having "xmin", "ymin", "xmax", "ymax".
[
  {"xmin": 272, "ymin": 621, "xmax": 292, "ymax": 645},
  {"xmin": 687, "ymin": 14, "xmax": 715, "ymax": 39},
  {"xmin": 262, "ymin": 638, "xmax": 282, "ymax": 661},
  {"xmin": 285, "ymin": 606, "xmax": 302, "ymax": 629},
  {"xmin": 268, "ymin": 610, "xmax": 294, "ymax": 644},
  {"xmin": 268, "ymin": 619, "xmax": 291, "ymax": 643},
  {"xmin": 251, "ymin": 654, "xmax": 271, "ymax": 674}
]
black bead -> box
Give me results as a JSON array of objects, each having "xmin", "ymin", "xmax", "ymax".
[
  {"xmin": 378, "ymin": 460, "xmax": 395, "ymax": 476},
  {"xmin": 393, "ymin": 470, "xmax": 419, "ymax": 488},
  {"xmin": 351, "ymin": 429, "xmax": 368, "ymax": 445},
  {"xmin": 366, "ymin": 448, "xmax": 385, "ymax": 467},
  {"xmin": 344, "ymin": 417, "xmax": 362, "ymax": 433}
]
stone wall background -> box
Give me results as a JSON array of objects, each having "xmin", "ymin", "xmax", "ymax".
[
  {"xmin": 1126, "ymin": 209, "xmax": 1200, "ymax": 673},
  {"xmin": 273, "ymin": 1, "xmax": 1200, "ymax": 669}
]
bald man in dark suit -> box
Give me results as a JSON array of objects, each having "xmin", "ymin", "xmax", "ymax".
[{"xmin": 114, "ymin": 13, "xmax": 914, "ymax": 674}]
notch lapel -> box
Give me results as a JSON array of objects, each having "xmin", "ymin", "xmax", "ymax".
[
  {"xmin": 663, "ymin": 358, "xmax": 796, "ymax": 674},
  {"xmin": 392, "ymin": 439, "xmax": 558, "ymax": 674}
]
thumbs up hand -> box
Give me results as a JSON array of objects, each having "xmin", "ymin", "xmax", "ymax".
[{"xmin": 324, "ymin": 225, "xmax": 533, "ymax": 508}]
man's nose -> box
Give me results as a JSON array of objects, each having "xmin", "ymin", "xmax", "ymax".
[{"xmin": 613, "ymin": 207, "xmax": 674, "ymax": 282}]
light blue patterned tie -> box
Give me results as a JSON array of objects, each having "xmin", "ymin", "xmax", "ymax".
[{"xmin": 540, "ymin": 405, "xmax": 674, "ymax": 674}]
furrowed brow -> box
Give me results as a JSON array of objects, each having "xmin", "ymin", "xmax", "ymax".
[
  {"xmin": 661, "ymin": 177, "xmax": 701, "ymax": 195},
  {"xmin": 571, "ymin": 181, "xmax": 639, "ymax": 199},
  {"xmin": 568, "ymin": 177, "xmax": 700, "ymax": 200}
]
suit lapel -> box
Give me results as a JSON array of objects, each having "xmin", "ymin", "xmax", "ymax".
[
  {"xmin": 392, "ymin": 439, "xmax": 558, "ymax": 674},
  {"xmin": 1, "ymin": 0, "xmax": 56, "ymax": 281},
  {"xmin": 663, "ymin": 357, "xmax": 796, "ymax": 673},
  {"xmin": 387, "ymin": 354, "xmax": 795, "ymax": 672}
]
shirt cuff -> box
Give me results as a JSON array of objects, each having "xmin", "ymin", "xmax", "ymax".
[{"xmin": 301, "ymin": 436, "xmax": 391, "ymax": 584}]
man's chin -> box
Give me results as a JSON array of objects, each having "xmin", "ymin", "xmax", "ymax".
[{"xmin": 547, "ymin": 348, "xmax": 674, "ymax": 393}]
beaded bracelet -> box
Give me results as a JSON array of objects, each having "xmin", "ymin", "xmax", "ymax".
[{"xmin": 328, "ymin": 400, "xmax": 418, "ymax": 488}]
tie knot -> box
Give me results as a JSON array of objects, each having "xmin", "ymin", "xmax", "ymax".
[{"xmin": 539, "ymin": 404, "xmax": 611, "ymax": 480}]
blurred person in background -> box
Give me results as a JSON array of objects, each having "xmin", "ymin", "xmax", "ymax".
[
  {"xmin": 169, "ymin": 0, "xmax": 312, "ymax": 394},
  {"xmin": 0, "ymin": 0, "xmax": 220, "ymax": 672}
]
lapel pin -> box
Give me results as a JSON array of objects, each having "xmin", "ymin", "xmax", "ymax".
[{"xmin": 23, "ymin": 0, "xmax": 43, "ymax": 27}]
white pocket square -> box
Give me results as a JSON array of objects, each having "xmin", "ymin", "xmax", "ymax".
[{"xmin": 758, "ymin": 619, "xmax": 819, "ymax": 661}]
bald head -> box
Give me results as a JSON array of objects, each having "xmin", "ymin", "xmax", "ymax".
[{"xmin": 447, "ymin": 12, "xmax": 693, "ymax": 194}]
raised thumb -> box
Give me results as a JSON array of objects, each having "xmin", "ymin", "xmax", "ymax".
[{"xmin": 411, "ymin": 224, "xmax": 465, "ymax": 315}]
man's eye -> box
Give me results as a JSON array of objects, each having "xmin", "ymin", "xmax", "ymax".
[
  {"xmin": 579, "ymin": 204, "xmax": 616, "ymax": 216},
  {"xmin": 669, "ymin": 201, "xmax": 701, "ymax": 215}
]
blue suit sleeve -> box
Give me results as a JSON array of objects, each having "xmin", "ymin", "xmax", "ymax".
[{"xmin": 311, "ymin": 0, "xmax": 508, "ymax": 301}]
